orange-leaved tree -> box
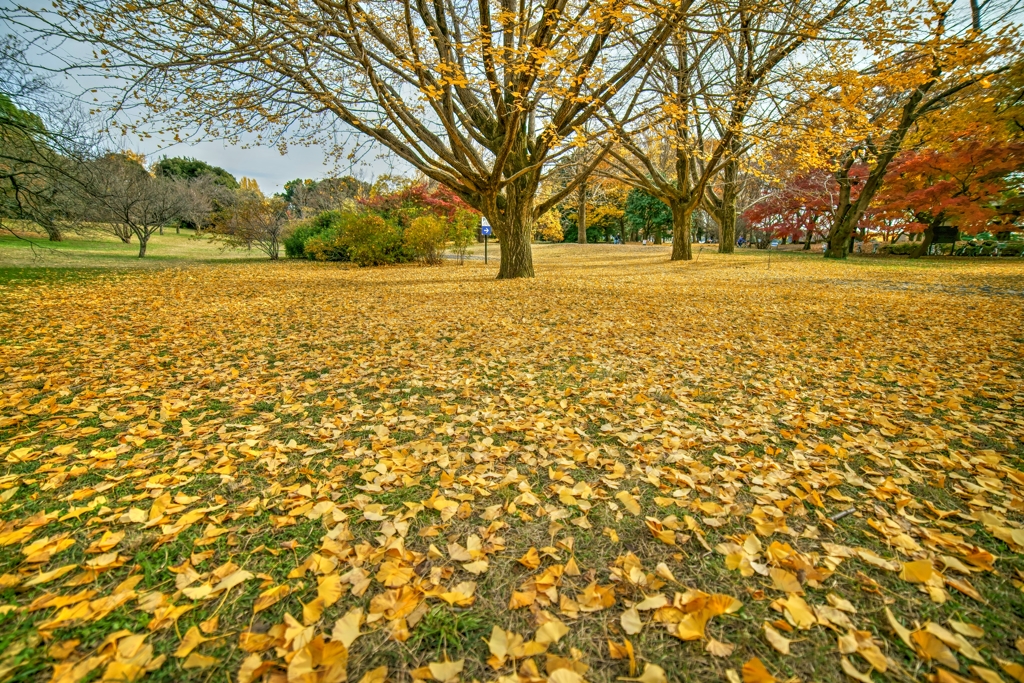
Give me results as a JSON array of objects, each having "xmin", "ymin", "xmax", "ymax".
[{"xmin": 874, "ymin": 130, "xmax": 1024, "ymax": 256}]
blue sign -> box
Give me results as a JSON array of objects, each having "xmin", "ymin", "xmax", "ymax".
[{"xmin": 481, "ymin": 224, "xmax": 492, "ymax": 236}]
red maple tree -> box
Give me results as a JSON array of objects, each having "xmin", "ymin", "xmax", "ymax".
[
  {"xmin": 875, "ymin": 134, "xmax": 1024, "ymax": 255},
  {"xmin": 743, "ymin": 167, "xmax": 871, "ymax": 248}
]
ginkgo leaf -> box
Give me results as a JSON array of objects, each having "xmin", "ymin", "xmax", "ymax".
[
  {"xmin": 332, "ymin": 608, "xmax": 364, "ymax": 648},
  {"xmin": 899, "ymin": 560, "xmax": 935, "ymax": 584},
  {"xmin": 174, "ymin": 626, "xmax": 208, "ymax": 658},
  {"xmin": 705, "ymin": 638, "xmax": 735, "ymax": 657},
  {"xmin": 535, "ymin": 618, "xmax": 570, "ymax": 646},
  {"xmin": 461, "ymin": 560, "xmax": 489, "ymax": 575},
  {"xmin": 770, "ymin": 567, "xmax": 802, "ymax": 594},
  {"xmin": 673, "ymin": 610, "xmax": 710, "ymax": 641},
  {"xmin": 182, "ymin": 652, "xmax": 219, "ymax": 670},
  {"xmin": 998, "ymin": 659, "xmax": 1024, "ymax": 683},
  {"xmin": 827, "ymin": 594, "xmax": 857, "ymax": 614},
  {"xmin": 707, "ymin": 594, "xmax": 743, "ymax": 616},
  {"xmin": 840, "ymin": 656, "xmax": 874, "ymax": 683},
  {"xmin": 763, "ymin": 622, "xmax": 791, "ymax": 655},
  {"xmin": 199, "ymin": 616, "xmax": 219, "ymax": 634},
  {"xmin": 912, "ymin": 630, "xmax": 960, "ymax": 670},
  {"xmin": 970, "ymin": 665, "xmax": 1007, "ymax": 683},
  {"xmin": 885, "ymin": 608, "xmax": 914, "ymax": 650},
  {"xmin": 635, "ymin": 594, "xmax": 668, "ymax": 611},
  {"xmin": 487, "ymin": 625, "xmax": 511, "ymax": 667},
  {"xmin": 237, "ymin": 654, "xmax": 265, "ymax": 683},
  {"xmin": 654, "ymin": 563, "xmax": 676, "ymax": 583},
  {"xmin": 615, "ymin": 491, "xmax": 641, "ymax": 515},
  {"xmin": 23, "ymin": 565, "xmax": 76, "ymax": 588},
  {"xmin": 620, "ymin": 606, "xmax": 643, "ymax": 635},
  {"xmin": 617, "ymin": 663, "xmax": 667, "ymax": 683},
  {"xmin": 741, "ymin": 657, "xmax": 776, "ymax": 683},
  {"xmin": 608, "ymin": 639, "xmax": 632, "ymax": 660},
  {"xmin": 428, "ymin": 658, "xmax": 464, "ymax": 682},
  {"xmin": 85, "ymin": 530, "xmax": 124, "ymax": 554},
  {"xmin": 358, "ymin": 666, "xmax": 389, "ymax": 683},
  {"xmin": 318, "ymin": 574, "xmax": 343, "ymax": 606},
  {"xmin": 780, "ymin": 595, "xmax": 815, "ymax": 629},
  {"xmin": 549, "ymin": 669, "xmax": 586, "ymax": 683},
  {"xmin": 212, "ymin": 569, "xmax": 253, "ymax": 594},
  {"xmin": 253, "ymin": 584, "xmax": 289, "ymax": 614},
  {"xmin": 303, "ymin": 597, "xmax": 325, "ymax": 625},
  {"xmin": 518, "ymin": 547, "xmax": 541, "ymax": 569}
]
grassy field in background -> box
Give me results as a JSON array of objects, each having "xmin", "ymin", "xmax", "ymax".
[{"xmin": 0, "ymin": 226, "xmax": 263, "ymax": 270}]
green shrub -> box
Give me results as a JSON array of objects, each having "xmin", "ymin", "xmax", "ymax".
[
  {"xmin": 1000, "ymin": 241, "xmax": 1024, "ymax": 256},
  {"xmin": 343, "ymin": 214, "xmax": 410, "ymax": 266},
  {"xmin": 404, "ymin": 214, "xmax": 448, "ymax": 264},
  {"xmin": 296, "ymin": 211, "xmax": 411, "ymax": 266},
  {"xmin": 304, "ymin": 228, "xmax": 350, "ymax": 262},
  {"xmin": 448, "ymin": 209, "xmax": 478, "ymax": 263},
  {"xmin": 284, "ymin": 210, "xmax": 343, "ymax": 259}
]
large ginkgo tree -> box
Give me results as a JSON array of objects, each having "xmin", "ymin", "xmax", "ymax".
[{"xmin": 15, "ymin": 0, "xmax": 690, "ymax": 277}]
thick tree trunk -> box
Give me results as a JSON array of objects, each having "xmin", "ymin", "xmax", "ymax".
[
  {"xmin": 718, "ymin": 159, "xmax": 737, "ymax": 254},
  {"xmin": 654, "ymin": 230, "xmax": 662, "ymax": 245},
  {"xmin": 42, "ymin": 224, "xmax": 64, "ymax": 242},
  {"xmin": 497, "ymin": 219, "xmax": 533, "ymax": 278},
  {"xmin": 670, "ymin": 202, "xmax": 692, "ymax": 261},
  {"xmin": 826, "ymin": 102, "xmax": 922, "ymax": 259},
  {"xmin": 577, "ymin": 183, "xmax": 587, "ymax": 244},
  {"xmin": 492, "ymin": 191, "xmax": 535, "ymax": 279},
  {"xmin": 803, "ymin": 225, "xmax": 813, "ymax": 250},
  {"xmin": 138, "ymin": 237, "xmax": 148, "ymax": 258},
  {"xmin": 911, "ymin": 221, "xmax": 938, "ymax": 259},
  {"xmin": 826, "ymin": 210, "xmax": 858, "ymax": 259}
]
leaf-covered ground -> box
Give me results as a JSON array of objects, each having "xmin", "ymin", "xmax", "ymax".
[{"xmin": 1, "ymin": 246, "xmax": 1023, "ymax": 683}]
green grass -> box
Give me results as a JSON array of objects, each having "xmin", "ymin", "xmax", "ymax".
[{"xmin": 0, "ymin": 228, "xmax": 266, "ymax": 269}]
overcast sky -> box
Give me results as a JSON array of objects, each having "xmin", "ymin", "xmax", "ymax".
[
  {"xmin": 87, "ymin": 101, "xmax": 400, "ymax": 196},
  {"xmin": 137, "ymin": 138, "xmax": 369, "ymax": 197}
]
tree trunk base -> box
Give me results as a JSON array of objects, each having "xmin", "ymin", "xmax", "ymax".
[
  {"xmin": 718, "ymin": 219, "xmax": 735, "ymax": 253},
  {"xmin": 670, "ymin": 204, "xmax": 692, "ymax": 261},
  {"xmin": 496, "ymin": 220, "xmax": 535, "ymax": 279},
  {"xmin": 911, "ymin": 227, "xmax": 935, "ymax": 259}
]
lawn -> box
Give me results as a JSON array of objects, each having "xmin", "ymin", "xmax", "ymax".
[
  {"xmin": 0, "ymin": 245, "xmax": 1023, "ymax": 683},
  {"xmin": 0, "ymin": 227, "xmax": 265, "ymax": 270}
]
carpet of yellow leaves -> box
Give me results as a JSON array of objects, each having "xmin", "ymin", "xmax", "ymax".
[{"xmin": 0, "ymin": 246, "xmax": 1023, "ymax": 683}]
